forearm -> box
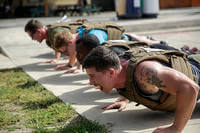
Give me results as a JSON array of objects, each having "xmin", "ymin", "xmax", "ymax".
[
  {"xmin": 173, "ymin": 85, "xmax": 199, "ymax": 131},
  {"xmin": 68, "ymin": 53, "xmax": 76, "ymax": 67},
  {"xmin": 55, "ymin": 51, "xmax": 61, "ymax": 60},
  {"xmin": 76, "ymin": 61, "xmax": 81, "ymax": 70}
]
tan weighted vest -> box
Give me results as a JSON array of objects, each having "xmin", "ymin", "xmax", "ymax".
[
  {"xmin": 46, "ymin": 19, "xmax": 88, "ymax": 49},
  {"xmin": 47, "ymin": 19, "xmax": 88, "ymax": 34},
  {"xmin": 46, "ymin": 19, "xmax": 125, "ymax": 49},
  {"xmin": 118, "ymin": 47, "xmax": 196, "ymax": 112},
  {"xmin": 103, "ymin": 40, "xmax": 149, "ymax": 50}
]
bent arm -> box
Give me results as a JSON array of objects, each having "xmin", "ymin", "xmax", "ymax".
[
  {"xmin": 135, "ymin": 61, "xmax": 199, "ymax": 132},
  {"xmin": 160, "ymin": 67, "xmax": 199, "ymax": 132}
]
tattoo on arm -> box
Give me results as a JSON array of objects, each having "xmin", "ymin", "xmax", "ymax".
[{"xmin": 140, "ymin": 66, "xmax": 166, "ymax": 89}]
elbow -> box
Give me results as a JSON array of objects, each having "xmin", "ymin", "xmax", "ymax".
[
  {"xmin": 191, "ymin": 84, "xmax": 199, "ymax": 100},
  {"xmin": 195, "ymin": 85, "xmax": 200, "ymax": 97},
  {"xmin": 180, "ymin": 83, "xmax": 199, "ymax": 100}
]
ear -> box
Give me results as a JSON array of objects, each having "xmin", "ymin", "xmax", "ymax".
[{"xmin": 108, "ymin": 68, "xmax": 115, "ymax": 77}]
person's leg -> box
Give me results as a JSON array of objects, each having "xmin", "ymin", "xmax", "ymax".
[
  {"xmin": 150, "ymin": 42, "xmax": 179, "ymax": 51},
  {"xmin": 190, "ymin": 47, "xmax": 200, "ymax": 54}
]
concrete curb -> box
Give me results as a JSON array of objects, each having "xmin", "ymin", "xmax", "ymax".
[{"xmin": 0, "ymin": 46, "xmax": 8, "ymax": 57}]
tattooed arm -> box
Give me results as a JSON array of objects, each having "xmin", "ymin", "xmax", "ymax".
[{"xmin": 135, "ymin": 60, "xmax": 199, "ymax": 133}]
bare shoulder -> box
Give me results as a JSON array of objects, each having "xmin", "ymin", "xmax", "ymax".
[
  {"xmin": 135, "ymin": 60, "xmax": 164, "ymax": 79},
  {"xmin": 135, "ymin": 60, "xmax": 199, "ymax": 94}
]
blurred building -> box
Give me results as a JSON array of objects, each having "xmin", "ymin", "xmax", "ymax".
[
  {"xmin": 0, "ymin": 0, "xmax": 200, "ymax": 18},
  {"xmin": 160, "ymin": 0, "xmax": 200, "ymax": 9}
]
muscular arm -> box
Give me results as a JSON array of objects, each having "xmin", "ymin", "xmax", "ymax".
[{"xmin": 135, "ymin": 60, "xmax": 199, "ymax": 132}]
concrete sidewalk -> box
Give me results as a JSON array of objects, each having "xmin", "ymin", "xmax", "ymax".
[{"xmin": 0, "ymin": 7, "xmax": 200, "ymax": 133}]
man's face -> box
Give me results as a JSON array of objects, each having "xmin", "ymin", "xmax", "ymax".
[
  {"xmin": 27, "ymin": 29, "xmax": 44, "ymax": 43},
  {"xmin": 86, "ymin": 67, "xmax": 114, "ymax": 94}
]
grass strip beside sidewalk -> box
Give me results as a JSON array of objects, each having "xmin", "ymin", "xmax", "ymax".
[{"xmin": 0, "ymin": 68, "xmax": 110, "ymax": 133}]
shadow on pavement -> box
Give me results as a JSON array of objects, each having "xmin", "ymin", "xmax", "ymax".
[{"xmin": 38, "ymin": 73, "xmax": 88, "ymax": 86}]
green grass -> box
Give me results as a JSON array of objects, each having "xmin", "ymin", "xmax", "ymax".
[
  {"xmin": 0, "ymin": 108, "xmax": 21, "ymax": 128},
  {"xmin": 0, "ymin": 68, "xmax": 110, "ymax": 133},
  {"xmin": 59, "ymin": 116, "xmax": 110, "ymax": 133}
]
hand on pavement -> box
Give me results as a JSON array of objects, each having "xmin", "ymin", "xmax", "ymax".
[
  {"xmin": 102, "ymin": 100, "xmax": 128, "ymax": 112},
  {"xmin": 43, "ymin": 59, "xmax": 57, "ymax": 64},
  {"xmin": 55, "ymin": 64, "xmax": 70, "ymax": 70},
  {"xmin": 64, "ymin": 68, "xmax": 82, "ymax": 74},
  {"xmin": 153, "ymin": 125, "xmax": 182, "ymax": 133}
]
